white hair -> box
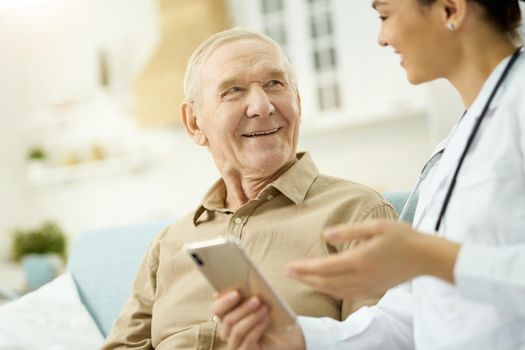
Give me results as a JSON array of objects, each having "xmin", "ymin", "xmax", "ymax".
[{"xmin": 183, "ymin": 27, "xmax": 297, "ymax": 102}]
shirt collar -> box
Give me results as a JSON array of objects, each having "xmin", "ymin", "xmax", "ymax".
[
  {"xmin": 270, "ymin": 152, "xmax": 318, "ymax": 206},
  {"xmin": 192, "ymin": 152, "xmax": 319, "ymax": 225}
]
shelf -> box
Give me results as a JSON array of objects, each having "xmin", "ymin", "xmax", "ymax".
[
  {"xmin": 23, "ymin": 93, "xmax": 133, "ymax": 130},
  {"xmin": 26, "ymin": 156, "xmax": 150, "ymax": 187}
]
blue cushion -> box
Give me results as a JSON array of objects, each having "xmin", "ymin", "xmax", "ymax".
[
  {"xmin": 383, "ymin": 191, "xmax": 418, "ymax": 224},
  {"xmin": 67, "ymin": 221, "xmax": 170, "ymax": 336}
]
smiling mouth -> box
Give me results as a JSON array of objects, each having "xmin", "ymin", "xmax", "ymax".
[{"xmin": 242, "ymin": 127, "xmax": 281, "ymax": 137}]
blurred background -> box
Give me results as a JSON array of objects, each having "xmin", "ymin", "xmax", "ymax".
[{"xmin": 1, "ymin": 0, "xmax": 523, "ymax": 295}]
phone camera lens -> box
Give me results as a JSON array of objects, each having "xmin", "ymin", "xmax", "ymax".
[{"xmin": 191, "ymin": 253, "xmax": 205, "ymax": 266}]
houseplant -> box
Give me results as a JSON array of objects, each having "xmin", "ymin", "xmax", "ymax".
[
  {"xmin": 11, "ymin": 221, "xmax": 67, "ymax": 291},
  {"xmin": 27, "ymin": 147, "xmax": 47, "ymax": 162}
]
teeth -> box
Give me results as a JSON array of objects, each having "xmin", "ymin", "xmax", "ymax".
[{"xmin": 244, "ymin": 128, "xmax": 279, "ymax": 137}]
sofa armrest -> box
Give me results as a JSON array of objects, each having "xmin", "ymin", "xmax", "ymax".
[
  {"xmin": 67, "ymin": 221, "xmax": 170, "ymax": 337},
  {"xmin": 383, "ymin": 191, "xmax": 418, "ymax": 224}
]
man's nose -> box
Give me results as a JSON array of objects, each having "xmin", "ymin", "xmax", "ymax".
[{"xmin": 246, "ymin": 87, "xmax": 275, "ymax": 118}]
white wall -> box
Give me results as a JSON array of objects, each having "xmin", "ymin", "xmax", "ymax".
[
  {"xmin": 299, "ymin": 113, "xmax": 431, "ymax": 191},
  {"xmin": 0, "ymin": 0, "xmax": 158, "ymax": 264}
]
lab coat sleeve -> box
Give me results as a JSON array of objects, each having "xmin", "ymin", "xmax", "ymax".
[
  {"xmin": 298, "ymin": 283, "xmax": 414, "ymax": 350},
  {"xmin": 454, "ymin": 244, "xmax": 525, "ymax": 317}
]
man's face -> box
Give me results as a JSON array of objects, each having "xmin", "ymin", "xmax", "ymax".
[{"xmin": 186, "ymin": 38, "xmax": 301, "ymax": 176}]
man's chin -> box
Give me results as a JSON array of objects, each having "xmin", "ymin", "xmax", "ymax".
[{"xmin": 245, "ymin": 151, "xmax": 295, "ymax": 174}]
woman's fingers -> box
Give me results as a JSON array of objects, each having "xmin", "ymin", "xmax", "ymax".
[
  {"xmin": 323, "ymin": 221, "xmax": 387, "ymax": 244},
  {"xmin": 219, "ymin": 297, "xmax": 264, "ymax": 341},
  {"xmin": 288, "ymin": 269, "xmax": 361, "ymax": 298},
  {"xmin": 287, "ymin": 250, "xmax": 356, "ymax": 276},
  {"xmin": 288, "ymin": 221, "xmax": 431, "ymax": 299},
  {"xmin": 290, "ymin": 270, "xmax": 352, "ymax": 289}
]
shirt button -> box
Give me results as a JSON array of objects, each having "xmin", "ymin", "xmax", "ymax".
[
  {"xmin": 212, "ymin": 315, "xmax": 220, "ymax": 322},
  {"xmin": 234, "ymin": 217, "xmax": 242, "ymax": 224},
  {"xmin": 267, "ymin": 195, "xmax": 274, "ymax": 201}
]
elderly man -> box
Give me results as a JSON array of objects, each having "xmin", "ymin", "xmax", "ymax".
[{"xmin": 102, "ymin": 28, "xmax": 396, "ymax": 349}]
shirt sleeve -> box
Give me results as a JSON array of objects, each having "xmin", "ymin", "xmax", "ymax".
[
  {"xmin": 299, "ymin": 283, "xmax": 415, "ymax": 350},
  {"xmin": 101, "ymin": 229, "xmax": 166, "ymax": 350},
  {"xmin": 454, "ymin": 244, "xmax": 525, "ymax": 317},
  {"xmin": 358, "ymin": 200, "xmax": 398, "ymax": 223}
]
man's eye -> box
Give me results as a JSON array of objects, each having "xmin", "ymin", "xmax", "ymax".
[
  {"xmin": 378, "ymin": 16, "xmax": 388, "ymax": 21},
  {"xmin": 222, "ymin": 87, "xmax": 242, "ymax": 97},
  {"xmin": 227, "ymin": 87, "xmax": 242, "ymax": 94},
  {"xmin": 265, "ymin": 80, "xmax": 284, "ymax": 88}
]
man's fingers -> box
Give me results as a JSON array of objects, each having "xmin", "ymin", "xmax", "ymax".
[
  {"xmin": 237, "ymin": 310, "xmax": 270, "ymax": 350},
  {"xmin": 228, "ymin": 306, "xmax": 268, "ymax": 349},
  {"xmin": 241, "ymin": 316, "xmax": 270, "ymax": 348},
  {"xmin": 219, "ymin": 297, "xmax": 264, "ymax": 341},
  {"xmin": 212, "ymin": 290, "xmax": 241, "ymax": 319}
]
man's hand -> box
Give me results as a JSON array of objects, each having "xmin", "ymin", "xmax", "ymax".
[
  {"xmin": 212, "ymin": 291, "xmax": 305, "ymax": 350},
  {"xmin": 287, "ymin": 220, "xmax": 460, "ymax": 300}
]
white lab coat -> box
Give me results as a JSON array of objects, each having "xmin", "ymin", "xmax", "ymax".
[{"xmin": 298, "ymin": 51, "xmax": 525, "ymax": 349}]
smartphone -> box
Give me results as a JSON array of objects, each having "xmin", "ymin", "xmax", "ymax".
[{"xmin": 183, "ymin": 236, "xmax": 297, "ymax": 334}]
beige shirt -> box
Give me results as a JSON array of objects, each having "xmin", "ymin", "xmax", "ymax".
[{"xmin": 103, "ymin": 152, "xmax": 396, "ymax": 350}]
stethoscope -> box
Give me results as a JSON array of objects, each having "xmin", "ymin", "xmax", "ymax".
[{"xmin": 398, "ymin": 46, "xmax": 524, "ymax": 230}]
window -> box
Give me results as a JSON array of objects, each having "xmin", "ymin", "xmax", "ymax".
[
  {"xmin": 317, "ymin": 81, "xmax": 341, "ymax": 110},
  {"xmin": 264, "ymin": 22, "xmax": 287, "ymax": 46},
  {"xmin": 261, "ymin": 0, "xmax": 283, "ymax": 14},
  {"xmin": 310, "ymin": 12, "xmax": 333, "ymax": 38},
  {"xmin": 313, "ymin": 46, "xmax": 337, "ymax": 71},
  {"xmin": 307, "ymin": 0, "xmax": 341, "ymax": 111},
  {"xmin": 260, "ymin": 0, "xmax": 289, "ymax": 55}
]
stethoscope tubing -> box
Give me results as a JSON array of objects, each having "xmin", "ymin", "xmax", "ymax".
[
  {"xmin": 433, "ymin": 47, "xmax": 523, "ymax": 231},
  {"xmin": 399, "ymin": 47, "xmax": 524, "ymax": 230}
]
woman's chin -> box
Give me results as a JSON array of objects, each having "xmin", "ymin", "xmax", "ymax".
[{"xmin": 406, "ymin": 71, "xmax": 428, "ymax": 85}]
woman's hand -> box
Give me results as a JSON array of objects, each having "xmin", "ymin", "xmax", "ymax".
[
  {"xmin": 287, "ymin": 220, "xmax": 460, "ymax": 300},
  {"xmin": 212, "ymin": 291, "xmax": 305, "ymax": 350}
]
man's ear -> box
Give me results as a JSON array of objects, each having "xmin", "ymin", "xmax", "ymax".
[
  {"xmin": 180, "ymin": 101, "xmax": 208, "ymax": 146},
  {"xmin": 437, "ymin": 0, "xmax": 467, "ymax": 30}
]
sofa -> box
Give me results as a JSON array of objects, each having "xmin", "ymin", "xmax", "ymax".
[{"xmin": 66, "ymin": 192, "xmax": 417, "ymax": 338}]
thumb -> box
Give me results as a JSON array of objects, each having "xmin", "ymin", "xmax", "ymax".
[{"xmin": 323, "ymin": 221, "xmax": 383, "ymax": 244}]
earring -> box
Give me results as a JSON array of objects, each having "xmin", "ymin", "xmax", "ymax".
[{"xmin": 447, "ymin": 22, "xmax": 455, "ymax": 31}]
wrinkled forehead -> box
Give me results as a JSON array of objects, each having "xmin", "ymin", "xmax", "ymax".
[{"xmin": 199, "ymin": 38, "xmax": 286, "ymax": 81}]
